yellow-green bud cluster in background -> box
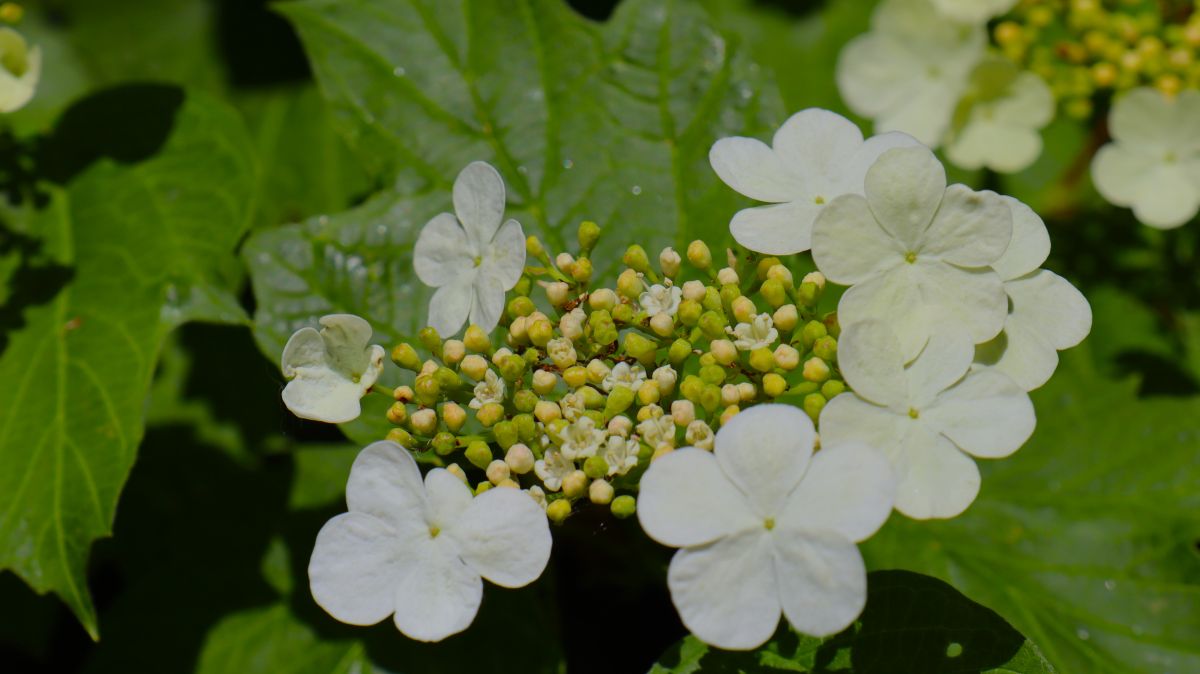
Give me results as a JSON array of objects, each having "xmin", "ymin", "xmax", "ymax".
[
  {"xmin": 995, "ymin": 0, "xmax": 1200, "ymax": 117},
  {"xmin": 375, "ymin": 223, "xmax": 850, "ymax": 525}
]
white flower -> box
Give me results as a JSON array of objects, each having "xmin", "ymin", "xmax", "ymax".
[
  {"xmin": 559, "ymin": 416, "xmax": 606, "ymax": 461},
  {"xmin": 469, "ymin": 369, "xmax": 506, "ymax": 409},
  {"xmin": 414, "ymin": 162, "xmax": 527, "ymax": 335},
  {"xmin": 709, "ymin": 108, "xmax": 919, "ymax": 255},
  {"xmin": 281, "ymin": 314, "xmax": 385, "ymax": 424},
  {"xmin": 728, "ymin": 313, "xmax": 779, "ymax": 351},
  {"xmin": 637, "ymin": 414, "xmax": 675, "ymax": 448},
  {"xmin": 309, "ymin": 441, "xmax": 552, "ymax": 641},
  {"xmin": 1091, "ymin": 88, "xmax": 1200, "ymax": 229},
  {"xmin": 820, "ymin": 320, "xmax": 1035, "ymax": 520},
  {"xmin": 0, "ymin": 28, "xmax": 40, "ymax": 113},
  {"xmin": 837, "ymin": 0, "xmax": 986, "ymax": 146},
  {"xmin": 546, "ymin": 337, "xmax": 577, "ymax": 369},
  {"xmin": 974, "ymin": 198, "xmax": 1092, "ymax": 390},
  {"xmin": 601, "ymin": 435, "xmax": 639, "ymax": 476},
  {"xmin": 639, "ymin": 283, "xmax": 683, "ymax": 316},
  {"xmin": 945, "ymin": 58, "xmax": 1054, "ymax": 173},
  {"xmin": 811, "ymin": 145, "xmax": 1011, "ymax": 360},
  {"xmin": 558, "ymin": 391, "xmax": 586, "ymax": 422},
  {"xmin": 685, "ymin": 420, "xmax": 714, "ymax": 451},
  {"xmin": 534, "ymin": 450, "xmax": 574, "ymax": 492},
  {"xmin": 637, "ymin": 404, "xmax": 894, "ymax": 649},
  {"xmin": 602, "ymin": 361, "xmax": 647, "ymax": 392},
  {"xmin": 930, "ymin": 0, "xmax": 1017, "ymax": 22}
]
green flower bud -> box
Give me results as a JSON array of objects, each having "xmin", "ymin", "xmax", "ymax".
[
  {"xmin": 699, "ymin": 364, "xmax": 727, "ymax": 385},
  {"xmin": 386, "ymin": 427, "xmax": 415, "ymax": 447},
  {"xmin": 500, "ymin": 353, "xmax": 527, "ymax": 381},
  {"xmin": 589, "ymin": 478, "xmax": 615, "ymax": 505},
  {"xmin": 514, "ymin": 388, "xmax": 538, "ymax": 412},
  {"xmin": 604, "ymin": 384, "xmax": 636, "ymax": 418},
  {"xmin": 678, "ymin": 299, "xmax": 702, "ymax": 326},
  {"xmin": 813, "ymin": 335, "xmax": 838, "ymax": 362},
  {"xmin": 801, "ymin": 320, "xmax": 828, "ymax": 349},
  {"xmin": 760, "ymin": 278, "xmax": 787, "ymax": 308},
  {"xmin": 493, "ymin": 420, "xmax": 519, "ymax": 450},
  {"xmin": 719, "ymin": 284, "xmax": 741, "ymax": 310},
  {"xmin": 590, "ymin": 288, "xmax": 618, "ymax": 311},
  {"xmin": 583, "ymin": 455, "xmax": 610, "ymax": 479},
  {"xmin": 414, "ymin": 373, "xmax": 441, "ymax": 405},
  {"xmin": 588, "ymin": 310, "xmax": 618, "ymax": 346},
  {"xmin": 669, "ymin": 338, "xmax": 693, "ymax": 366},
  {"xmin": 623, "ymin": 244, "xmax": 651, "ymax": 274},
  {"xmin": 432, "ymin": 431, "xmax": 457, "ymax": 456},
  {"xmin": 763, "ymin": 373, "xmax": 787, "ymax": 398},
  {"xmin": 612, "ymin": 302, "xmax": 634, "ymax": 324},
  {"xmin": 544, "ymin": 418, "xmax": 568, "ymax": 443},
  {"xmin": 699, "ymin": 311, "xmax": 727, "ymax": 340},
  {"xmin": 797, "ymin": 281, "xmax": 821, "ymax": 307},
  {"xmin": 611, "ymin": 494, "xmax": 637, "ymax": 518},
  {"xmin": 507, "ymin": 295, "xmax": 536, "ymax": 320},
  {"xmin": 390, "ymin": 342, "xmax": 422, "ymax": 371},
  {"xmin": 699, "ymin": 384, "xmax": 722, "ymax": 413},
  {"xmin": 773, "ymin": 304, "xmax": 799, "ymax": 332},
  {"xmin": 562, "ymin": 366, "xmax": 587, "ymax": 389},
  {"xmin": 710, "ymin": 338, "xmax": 738, "ymax": 365},
  {"xmin": 803, "ymin": 392, "xmax": 826, "ymax": 422},
  {"xmin": 583, "ymin": 409, "xmax": 605, "ymax": 427},
  {"xmin": 578, "ymin": 220, "xmax": 601, "ymax": 253},
  {"xmin": 731, "ymin": 296, "xmax": 756, "ymax": 324},
  {"xmin": 821, "ymin": 379, "xmax": 846, "ymax": 399},
  {"xmin": 774, "ymin": 344, "xmax": 800, "ymax": 371},
  {"xmin": 476, "ymin": 402, "xmax": 505, "ymax": 427},
  {"xmin": 534, "ymin": 400, "xmax": 562, "ymax": 424},
  {"xmin": 748, "ymin": 347, "xmax": 775, "ymax": 373},
  {"xmin": 686, "ymin": 240, "xmax": 712, "ymax": 269},
  {"xmin": 680, "ymin": 375, "xmax": 704, "ymax": 402},
  {"xmin": 443, "ymin": 401, "xmax": 467, "ymax": 433},
  {"xmin": 418, "ymin": 326, "xmax": 442, "ymax": 353},
  {"xmin": 386, "ymin": 402, "xmax": 408, "ymax": 425},
  {"xmin": 803, "ymin": 357, "xmax": 831, "ymax": 383},
  {"xmin": 527, "ymin": 319, "xmax": 553, "ymax": 348},
  {"xmin": 526, "ymin": 235, "xmax": 546, "ymax": 260},
  {"xmin": 523, "ymin": 348, "xmax": 542, "ymax": 366},
  {"xmin": 702, "ymin": 286, "xmax": 723, "ymax": 313},
  {"xmin": 466, "ymin": 440, "xmax": 493, "ymax": 469},
  {"xmin": 435, "ymin": 366, "xmax": 460, "ymax": 391},
  {"xmin": 617, "ymin": 268, "xmax": 642, "ymax": 299},
  {"xmin": 571, "ymin": 256, "xmax": 593, "ymax": 283},
  {"xmin": 580, "ymin": 386, "xmax": 605, "ymax": 409},
  {"xmin": 409, "ymin": 408, "xmax": 438, "ymax": 435},
  {"xmin": 638, "ymin": 380, "xmax": 661, "ymax": 405},
  {"xmin": 562, "ymin": 470, "xmax": 589, "ymax": 498},
  {"xmin": 623, "ymin": 332, "xmax": 658, "ymax": 366},
  {"xmin": 823, "ymin": 312, "xmax": 841, "ymax": 338},
  {"xmin": 464, "ymin": 325, "xmax": 492, "ymax": 353},
  {"xmin": 514, "ymin": 413, "xmax": 537, "ymax": 443},
  {"xmin": 475, "ymin": 481, "xmax": 492, "ymax": 495},
  {"xmin": 547, "ymin": 498, "xmax": 572, "ymax": 524},
  {"xmin": 756, "ymin": 257, "xmax": 782, "ymax": 280}
]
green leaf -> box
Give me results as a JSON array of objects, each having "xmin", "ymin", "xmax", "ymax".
[
  {"xmin": 0, "ymin": 89, "xmax": 257, "ymax": 637},
  {"xmin": 196, "ymin": 604, "xmax": 369, "ymax": 674},
  {"xmin": 863, "ymin": 350, "xmax": 1200, "ymax": 673},
  {"xmin": 649, "ymin": 570, "xmax": 1055, "ymax": 673}
]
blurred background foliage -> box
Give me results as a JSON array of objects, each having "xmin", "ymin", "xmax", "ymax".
[{"xmin": 0, "ymin": 0, "xmax": 1196, "ymax": 673}]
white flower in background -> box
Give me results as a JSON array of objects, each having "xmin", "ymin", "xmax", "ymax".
[
  {"xmin": 534, "ymin": 450, "xmax": 574, "ymax": 492},
  {"xmin": 837, "ymin": 0, "xmax": 986, "ymax": 146},
  {"xmin": 414, "ymin": 161, "xmax": 527, "ymax": 335},
  {"xmin": 602, "ymin": 361, "xmax": 647, "ymax": 392},
  {"xmin": 601, "ymin": 435, "xmax": 639, "ymax": 476},
  {"xmin": 0, "ymin": 28, "xmax": 40, "ymax": 113},
  {"xmin": 930, "ymin": 0, "xmax": 1018, "ymax": 23},
  {"xmin": 811, "ymin": 146, "xmax": 1011, "ymax": 360},
  {"xmin": 281, "ymin": 314, "xmax": 385, "ymax": 424},
  {"xmin": 640, "ymin": 283, "xmax": 683, "ymax": 316},
  {"xmin": 637, "ymin": 414, "xmax": 676, "ymax": 448},
  {"xmin": 309, "ymin": 441, "xmax": 552, "ymax": 641},
  {"xmin": 974, "ymin": 198, "xmax": 1092, "ymax": 390},
  {"xmin": 820, "ymin": 321, "xmax": 1035, "ymax": 519},
  {"xmin": 638, "ymin": 405, "xmax": 894, "ymax": 649},
  {"xmin": 709, "ymin": 108, "xmax": 919, "ymax": 254},
  {"xmin": 945, "ymin": 58, "xmax": 1055, "ymax": 173},
  {"xmin": 1091, "ymin": 88, "xmax": 1200, "ymax": 229},
  {"xmin": 559, "ymin": 417, "xmax": 606, "ymax": 461},
  {"xmin": 469, "ymin": 369, "xmax": 506, "ymax": 409},
  {"xmin": 729, "ymin": 314, "xmax": 778, "ymax": 351}
]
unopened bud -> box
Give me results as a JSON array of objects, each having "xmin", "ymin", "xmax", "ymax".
[
  {"xmin": 393, "ymin": 385, "xmax": 415, "ymax": 403},
  {"xmin": 681, "ymin": 281, "xmax": 705, "ymax": 302},
  {"xmin": 526, "ymin": 235, "xmax": 546, "ymax": 259},
  {"xmin": 547, "ymin": 498, "xmax": 572, "ymax": 524},
  {"xmin": 447, "ymin": 463, "xmax": 468, "ymax": 483},
  {"xmin": 767, "ymin": 264, "xmax": 793, "ymax": 287},
  {"xmin": 586, "ymin": 359, "xmax": 611, "ymax": 385},
  {"xmin": 801, "ymin": 320, "xmax": 828, "ymax": 349},
  {"xmin": 571, "ymin": 257, "xmax": 593, "ymax": 283},
  {"xmin": 578, "ymin": 220, "xmax": 601, "ymax": 253},
  {"xmin": 617, "ymin": 268, "xmax": 642, "ymax": 299},
  {"xmin": 775, "ymin": 344, "xmax": 800, "ymax": 370},
  {"xmin": 589, "ymin": 478, "xmax": 615, "ymax": 504},
  {"xmin": 545, "ymin": 281, "xmax": 570, "ymax": 307},
  {"xmin": 803, "ymin": 392, "xmax": 826, "ymax": 421},
  {"xmin": 386, "ymin": 428, "xmax": 414, "ymax": 447},
  {"xmin": 802, "ymin": 271, "xmax": 825, "ymax": 290},
  {"xmin": 604, "ymin": 385, "xmax": 636, "ymax": 419},
  {"xmin": 514, "ymin": 414, "xmax": 536, "ymax": 442},
  {"xmin": 418, "ymin": 326, "xmax": 442, "ymax": 353},
  {"xmin": 387, "ymin": 402, "xmax": 408, "ymax": 425},
  {"xmin": 561, "ymin": 365, "xmax": 586, "ymax": 388},
  {"xmin": 623, "ymin": 245, "xmax": 651, "ymax": 274},
  {"xmin": 475, "ymin": 481, "xmax": 492, "ymax": 495},
  {"xmin": 493, "ymin": 420, "xmax": 519, "ymax": 450},
  {"xmin": 763, "ymin": 373, "xmax": 787, "ymax": 397},
  {"xmin": 652, "ymin": 443, "xmax": 675, "ymax": 461},
  {"xmin": 652, "ymin": 365, "xmax": 677, "ymax": 395},
  {"xmin": 611, "ymin": 494, "xmax": 636, "ymax": 518},
  {"xmin": 731, "ymin": 296, "xmax": 756, "ymax": 323},
  {"xmin": 608, "ymin": 415, "xmax": 633, "ymax": 437},
  {"xmin": 513, "ymin": 389, "xmax": 538, "ymax": 413},
  {"xmin": 534, "ymin": 400, "xmax": 562, "ymax": 424},
  {"xmin": 677, "ymin": 299, "xmax": 702, "ymax": 326},
  {"xmin": 670, "ymin": 400, "xmax": 695, "ymax": 427},
  {"xmin": 583, "ymin": 456, "xmax": 610, "ymax": 480},
  {"xmin": 443, "ymin": 402, "xmax": 467, "ymax": 432},
  {"xmin": 528, "ymin": 369, "xmax": 554, "ymax": 395},
  {"xmin": 508, "ymin": 316, "xmax": 529, "ymax": 344},
  {"xmin": 410, "ymin": 408, "xmax": 438, "ymax": 435},
  {"xmin": 821, "ymin": 379, "xmax": 846, "ymax": 399},
  {"xmin": 486, "ymin": 460, "xmax": 510, "ymax": 485},
  {"xmin": 465, "ymin": 441, "xmax": 493, "ymax": 469},
  {"xmin": 623, "ymin": 332, "xmax": 658, "ymax": 367},
  {"xmin": 719, "ymin": 405, "xmax": 740, "ymax": 425},
  {"xmin": 562, "ymin": 470, "xmax": 589, "ymax": 498},
  {"xmin": 556, "ymin": 252, "xmax": 576, "ymax": 275},
  {"xmin": 737, "ymin": 381, "xmax": 756, "ymax": 402},
  {"xmin": 432, "ymin": 431, "xmax": 456, "ymax": 455},
  {"xmin": 717, "ymin": 267, "xmax": 739, "ymax": 286},
  {"xmin": 476, "ymin": 402, "xmax": 505, "ymax": 427},
  {"xmin": 699, "ymin": 384, "xmax": 722, "ymax": 413},
  {"xmin": 659, "ymin": 247, "xmax": 682, "ymax": 278},
  {"xmin": 440, "ymin": 339, "xmax": 465, "ymax": 365},
  {"xmin": 588, "ymin": 310, "xmax": 618, "ymax": 346},
  {"xmin": 505, "ymin": 443, "xmax": 535, "ymax": 474},
  {"xmin": 612, "ymin": 302, "xmax": 634, "ymax": 324},
  {"xmin": 637, "ymin": 380, "xmax": 661, "ymax": 406},
  {"xmin": 760, "ymin": 278, "xmax": 787, "ymax": 308},
  {"xmin": 813, "ymin": 335, "xmax": 837, "ymax": 361},
  {"xmin": 699, "ymin": 311, "xmax": 727, "ymax": 340},
  {"xmin": 463, "ymin": 325, "xmax": 492, "ymax": 353},
  {"xmin": 687, "ymin": 240, "xmax": 712, "ymax": 269},
  {"xmin": 668, "ymin": 338, "xmax": 693, "ymax": 366},
  {"xmin": 699, "ymin": 364, "xmax": 727, "ymax": 386},
  {"xmin": 797, "ymin": 281, "xmax": 821, "ymax": 307},
  {"xmin": 720, "ymin": 384, "xmax": 740, "ymax": 406},
  {"xmin": 773, "ymin": 304, "xmax": 799, "ymax": 332},
  {"xmin": 748, "ymin": 347, "xmax": 775, "ymax": 373},
  {"xmin": 589, "ymin": 288, "xmax": 618, "ymax": 312},
  {"xmin": 803, "ymin": 357, "xmax": 831, "ymax": 383},
  {"xmin": 650, "ymin": 312, "xmax": 674, "ymax": 337},
  {"xmin": 460, "ymin": 354, "xmax": 488, "ymax": 382}
]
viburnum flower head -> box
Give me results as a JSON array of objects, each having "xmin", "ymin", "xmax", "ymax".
[
  {"xmin": 837, "ymin": 0, "xmax": 985, "ymax": 146},
  {"xmin": 709, "ymin": 108, "xmax": 919, "ymax": 255},
  {"xmin": 637, "ymin": 405, "xmax": 895, "ymax": 650},
  {"xmin": 820, "ymin": 321, "xmax": 1035, "ymax": 519},
  {"xmin": 1091, "ymin": 88, "xmax": 1200, "ymax": 229},
  {"xmin": 974, "ymin": 198, "xmax": 1092, "ymax": 390},
  {"xmin": 309, "ymin": 441, "xmax": 552, "ymax": 641},
  {"xmin": 811, "ymin": 145, "xmax": 1012, "ymax": 360},
  {"xmin": 944, "ymin": 57, "xmax": 1054, "ymax": 174},
  {"xmin": 0, "ymin": 28, "xmax": 40, "ymax": 113},
  {"xmin": 414, "ymin": 161, "xmax": 527, "ymax": 335},
  {"xmin": 281, "ymin": 314, "xmax": 385, "ymax": 423},
  {"xmin": 929, "ymin": 0, "xmax": 1018, "ymax": 23}
]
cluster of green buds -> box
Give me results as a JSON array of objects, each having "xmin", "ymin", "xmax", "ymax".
[
  {"xmin": 379, "ymin": 223, "xmax": 844, "ymax": 525},
  {"xmin": 994, "ymin": 0, "xmax": 1200, "ymax": 118}
]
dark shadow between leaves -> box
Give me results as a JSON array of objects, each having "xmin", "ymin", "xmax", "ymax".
[{"xmin": 0, "ymin": 222, "xmax": 74, "ymax": 357}]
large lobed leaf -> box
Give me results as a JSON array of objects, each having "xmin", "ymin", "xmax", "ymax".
[{"xmin": 0, "ymin": 90, "xmax": 257, "ymax": 637}]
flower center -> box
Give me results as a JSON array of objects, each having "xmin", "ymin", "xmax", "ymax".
[
  {"xmin": 813, "ymin": 195, "xmax": 825, "ymax": 205},
  {"xmin": 908, "ymin": 407, "xmax": 920, "ymax": 419},
  {"xmin": 473, "ymin": 255, "xmax": 483, "ymax": 267},
  {"xmin": 904, "ymin": 251, "xmax": 917, "ymax": 264},
  {"xmin": 429, "ymin": 526, "xmax": 441, "ymax": 538},
  {"xmin": 763, "ymin": 517, "xmax": 775, "ymax": 531},
  {"xmin": 1164, "ymin": 151, "xmax": 1178, "ymax": 164}
]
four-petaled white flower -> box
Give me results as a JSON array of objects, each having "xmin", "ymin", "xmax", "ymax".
[
  {"xmin": 469, "ymin": 369, "xmax": 506, "ymax": 409},
  {"xmin": 1091, "ymin": 88, "xmax": 1200, "ymax": 229},
  {"xmin": 930, "ymin": 0, "xmax": 1017, "ymax": 23},
  {"xmin": 414, "ymin": 161, "xmax": 527, "ymax": 335},
  {"xmin": 601, "ymin": 435, "xmax": 639, "ymax": 476},
  {"xmin": 640, "ymin": 283, "xmax": 683, "ymax": 317},
  {"xmin": 709, "ymin": 108, "xmax": 919, "ymax": 254},
  {"xmin": 945, "ymin": 58, "xmax": 1054, "ymax": 174},
  {"xmin": 602, "ymin": 362, "xmax": 647, "ymax": 392},
  {"xmin": 637, "ymin": 415, "xmax": 675, "ymax": 448},
  {"xmin": 309, "ymin": 441, "xmax": 552, "ymax": 642},
  {"xmin": 638, "ymin": 404, "xmax": 894, "ymax": 650},
  {"xmin": 0, "ymin": 28, "xmax": 40, "ymax": 113},
  {"xmin": 281, "ymin": 314, "xmax": 385, "ymax": 424},
  {"xmin": 559, "ymin": 416, "xmax": 606, "ymax": 461},
  {"xmin": 820, "ymin": 321, "xmax": 1035, "ymax": 519},
  {"xmin": 974, "ymin": 198, "xmax": 1092, "ymax": 390},
  {"xmin": 729, "ymin": 313, "xmax": 779, "ymax": 352},
  {"xmin": 837, "ymin": 0, "xmax": 986, "ymax": 147},
  {"xmin": 534, "ymin": 449, "xmax": 575, "ymax": 492},
  {"xmin": 811, "ymin": 145, "xmax": 1012, "ymax": 360}
]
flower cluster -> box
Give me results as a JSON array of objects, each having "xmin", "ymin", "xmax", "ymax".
[
  {"xmin": 0, "ymin": 4, "xmax": 39, "ymax": 114},
  {"xmin": 279, "ymin": 108, "xmax": 1090, "ymax": 650}
]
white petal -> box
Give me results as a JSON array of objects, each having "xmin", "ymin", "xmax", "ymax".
[
  {"xmin": 281, "ymin": 327, "xmax": 324, "ymax": 376},
  {"xmin": 281, "ymin": 370, "xmax": 365, "ymax": 424},
  {"xmin": 729, "ymin": 201, "xmax": 822, "ymax": 255},
  {"xmin": 319, "ymin": 314, "xmax": 374, "ymax": 365},
  {"xmin": 345, "ymin": 441, "xmax": 428, "ymax": 527},
  {"xmin": 835, "ymin": 320, "xmax": 908, "ymax": 408},
  {"xmin": 771, "ymin": 108, "xmax": 864, "ymax": 186},
  {"xmin": 864, "ymin": 146, "xmax": 947, "ymax": 250},
  {"xmin": 0, "ymin": 31, "xmax": 38, "ymax": 113},
  {"xmin": 892, "ymin": 425, "xmax": 981, "ymax": 519},
  {"xmin": 925, "ymin": 370, "xmax": 1035, "ymax": 459},
  {"xmin": 468, "ymin": 280, "xmax": 505, "ymax": 334},
  {"xmin": 836, "ymin": 33, "xmax": 919, "ymax": 119},
  {"xmin": 946, "ymin": 118, "xmax": 1043, "ymax": 174},
  {"xmin": 921, "ymin": 186, "xmax": 1012, "ymax": 267},
  {"xmin": 837, "ymin": 265, "xmax": 930, "ymax": 361},
  {"xmin": 637, "ymin": 448, "xmax": 758, "ymax": 548},
  {"xmin": 1129, "ymin": 165, "xmax": 1200, "ymax": 229},
  {"xmin": 414, "ymin": 212, "xmax": 474, "ymax": 287},
  {"xmin": 1108, "ymin": 87, "xmax": 1195, "ymax": 149},
  {"xmin": 779, "ymin": 443, "xmax": 895, "ymax": 543},
  {"xmin": 715, "ymin": 404, "xmax": 814, "ymax": 517},
  {"xmin": 481, "ymin": 219, "xmax": 526, "ymax": 289},
  {"xmin": 917, "ymin": 261, "xmax": 1008, "ymax": 347},
  {"xmin": 818, "ymin": 393, "xmax": 909, "ymax": 453},
  {"xmin": 1007, "ymin": 270, "xmax": 1092, "ymax": 350},
  {"xmin": 974, "ymin": 322, "xmax": 1059, "ymax": 392},
  {"xmin": 773, "ymin": 528, "xmax": 868, "ymax": 637},
  {"xmin": 667, "ymin": 530, "xmax": 781, "ymax": 650},
  {"xmin": 1091, "ymin": 144, "xmax": 1161, "ymax": 207},
  {"xmin": 810, "ymin": 194, "xmax": 903, "ymax": 285},
  {"xmin": 448, "ymin": 485, "xmax": 553, "ymax": 588},
  {"xmin": 425, "ymin": 468, "xmax": 473, "ymax": 529},
  {"xmin": 991, "ymin": 197, "xmax": 1050, "ymax": 281},
  {"xmin": 427, "ymin": 281, "xmax": 475, "ymax": 337},
  {"xmin": 453, "ymin": 161, "xmax": 506, "ymax": 248},
  {"xmin": 836, "ymin": 131, "xmax": 923, "ymax": 194},
  {"xmin": 873, "ymin": 80, "xmax": 961, "ymax": 148},
  {"xmin": 308, "ymin": 512, "xmax": 407, "ymax": 626},
  {"xmin": 709, "ymin": 136, "xmax": 803, "ymax": 202},
  {"xmin": 391, "ymin": 535, "xmax": 482, "ymax": 642},
  {"xmin": 904, "ymin": 328, "xmax": 975, "ymax": 407}
]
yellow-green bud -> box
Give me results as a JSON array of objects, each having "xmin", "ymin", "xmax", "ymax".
[
  {"xmin": 760, "ymin": 278, "xmax": 787, "ymax": 308},
  {"xmin": 559, "ymin": 366, "xmax": 585, "ymax": 389},
  {"xmin": 588, "ymin": 310, "xmax": 618, "ymax": 346},
  {"xmin": 699, "ymin": 384, "xmax": 722, "ymax": 413},
  {"xmin": 590, "ymin": 288, "xmax": 618, "ymax": 312},
  {"xmin": 545, "ymin": 281, "xmax": 570, "ymax": 307},
  {"xmin": 650, "ymin": 312, "xmax": 674, "ymax": 337},
  {"xmin": 581, "ymin": 386, "xmax": 605, "ymax": 408},
  {"xmin": 410, "ymin": 408, "xmax": 438, "ymax": 435},
  {"xmin": 803, "ymin": 392, "xmax": 826, "ymax": 421},
  {"xmin": 419, "ymin": 359, "xmax": 438, "ymax": 377},
  {"xmin": 791, "ymin": 380, "xmax": 820, "ymax": 396},
  {"xmin": 755, "ymin": 257, "xmax": 781, "ymax": 280},
  {"xmin": 434, "ymin": 367, "xmax": 460, "ymax": 391},
  {"xmin": 562, "ymin": 470, "xmax": 589, "ymax": 498},
  {"xmin": 464, "ymin": 325, "xmax": 492, "ymax": 353},
  {"xmin": 495, "ymin": 354, "xmax": 523, "ymax": 381},
  {"xmin": 678, "ymin": 299, "xmax": 702, "ymax": 326},
  {"xmin": 669, "ymin": 338, "xmax": 693, "ymax": 366},
  {"xmin": 508, "ymin": 296, "xmax": 536, "ymax": 320},
  {"xmin": 387, "ymin": 402, "xmax": 409, "ymax": 425},
  {"xmin": 512, "ymin": 389, "xmax": 537, "ymax": 413},
  {"xmin": 394, "ymin": 385, "xmax": 415, "ymax": 403},
  {"xmin": 583, "ymin": 455, "xmax": 609, "ymax": 479},
  {"xmin": 636, "ymin": 404, "xmax": 661, "ymax": 422},
  {"xmin": 797, "ymin": 281, "xmax": 821, "ymax": 307},
  {"xmin": 442, "ymin": 339, "xmax": 466, "ymax": 365},
  {"xmin": 660, "ymin": 247, "xmax": 681, "ymax": 278},
  {"xmin": 763, "ymin": 373, "xmax": 787, "ymax": 397},
  {"xmin": 508, "ymin": 316, "xmax": 529, "ymax": 344},
  {"xmin": 414, "ymin": 373, "xmax": 441, "ymax": 405},
  {"xmin": 526, "ymin": 235, "xmax": 546, "ymax": 259},
  {"xmin": 653, "ymin": 365, "xmax": 677, "ymax": 395},
  {"xmin": 391, "ymin": 342, "xmax": 422, "ymax": 371},
  {"xmin": 737, "ymin": 382, "xmax": 756, "ymax": 402},
  {"xmin": 617, "ymin": 268, "xmax": 642, "ymax": 299},
  {"xmin": 702, "ymin": 286, "xmax": 723, "ymax": 312},
  {"xmin": 773, "ymin": 304, "xmax": 799, "ymax": 332},
  {"xmin": 432, "ymin": 432, "xmax": 456, "ymax": 455},
  {"xmin": 486, "ymin": 459, "xmax": 510, "ymax": 485},
  {"xmin": 774, "ymin": 344, "xmax": 800, "ymax": 371},
  {"xmin": 670, "ymin": 399, "xmax": 695, "ymax": 426},
  {"xmin": 476, "ymin": 402, "xmax": 505, "ymax": 427},
  {"xmin": 418, "ymin": 326, "xmax": 442, "ymax": 353},
  {"xmin": 767, "ymin": 264, "xmax": 793, "ymax": 288},
  {"xmin": 611, "ymin": 494, "xmax": 636, "ymax": 519},
  {"xmin": 583, "ymin": 409, "xmax": 604, "ymax": 426},
  {"xmin": 530, "ymin": 370, "xmax": 555, "ymax": 395},
  {"xmin": 604, "ymin": 384, "xmax": 636, "ymax": 418},
  {"xmin": 578, "ymin": 220, "xmax": 601, "ymax": 253},
  {"xmin": 748, "ymin": 347, "xmax": 775, "ymax": 373},
  {"xmin": 720, "ymin": 405, "xmax": 740, "ymax": 425},
  {"xmin": 720, "ymin": 384, "xmax": 740, "ymax": 407},
  {"xmin": 505, "ymin": 443, "xmax": 535, "ymax": 474},
  {"xmin": 680, "ymin": 375, "xmax": 704, "ymax": 402},
  {"xmin": 801, "ymin": 320, "xmax": 828, "ymax": 349},
  {"xmin": 443, "ymin": 401, "xmax": 467, "ymax": 433},
  {"xmin": 612, "ymin": 302, "xmax": 635, "ymax": 324},
  {"xmin": 571, "ymin": 257, "xmax": 593, "ymax": 283},
  {"xmin": 523, "ymin": 319, "xmax": 549, "ymax": 348},
  {"xmin": 623, "ymin": 332, "xmax": 658, "ymax": 366},
  {"xmin": 821, "ymin": 379, "xmax": 845, "ymax": 399},
  {"xmin": 460, "ymin": 354, "xmax": 489, "ymax": 382},
  {"xmin": 687, "ymin": 240, "xmax": 712, "ymax": 269},
  {"xmin": 802, "ymin": 271, "xmax": 825, "ymax": 290},
  {"xmin": 466, "ymin": 441, "xmax": 493, "ymax": 469},
  {"xmin": 699, "ymin": 364, "xmax": 726, "ymax": 385},
  {"xmin": 623, "ymin": 244, "xmax": 651, "ymax": 274},
  {"xmin": 681, "ymin": 280, "xmax": 706, "ymax": 301},
  {"xmin": 586, "ymin": 359, "xmax": 611, "ymax": 385},
  {"xmin": 710, "ymin": 338, "xmax": 738, "ymax": 365},
  {"xmin": 637, "ymin": 380, "xmax": 661, "ymax": 405},
  {"xmin": 386, "ymin": 427, "xmax": 414, "ymax": 447},
  {"xmin": 717, "ymin": 267, "xmax": 739, "ymax": 286},
  {"xmin": 556, "ymin": 252, "xmax": 576, "ymax": 275},
  {"xmin": 514, "ymin": 413, "xmax": 537, "ymax": 442},
  {"xmin": 493, "ymin": 420, "xmax": 519, "ymax": 449},
  {"xmin": 699, "ymin": 311, "xmax": 727, "ymax": 339},
  {"xmin": 813, "ymin": 335, "xmax": 837, "ymax": 362},
  {"xmin": 534, "ymin": 400, "xmax": 562, "ymax": 424},
  {"xmin": 803, "ymin": 357, "xmax": 831, "ymax": 383},
  {"xmin": 589, "ymin": 478, "xmax": 615, "ymax": 505},
  {"xmin": 547, "ymin": 498, "xmax": 572, "ymax": 523},
  {"xmin": 719, "ymin": 284, "xmax": 741, "ymax": 310},
  {"xmin": 447, "ymin": 463, "xmax": 468, "ymax": 483}
]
